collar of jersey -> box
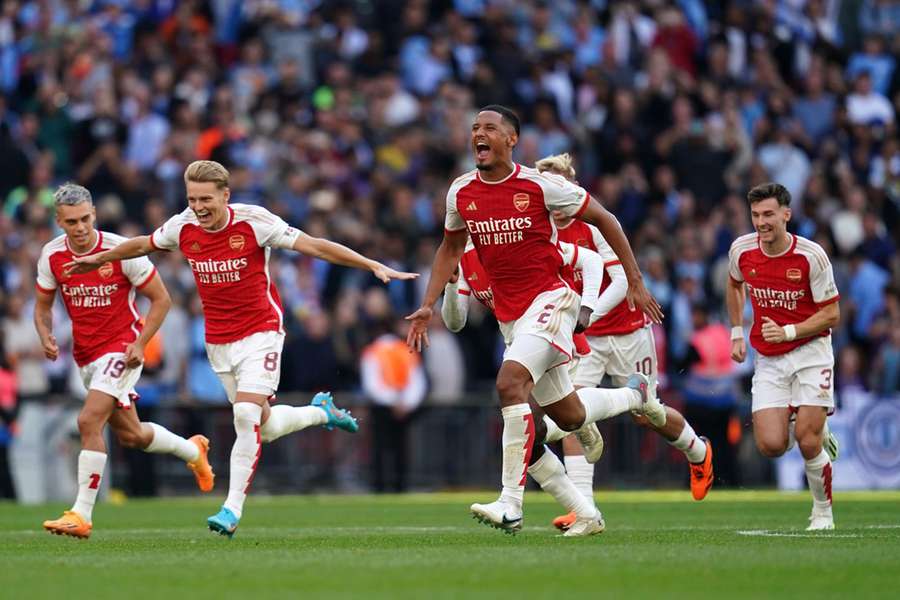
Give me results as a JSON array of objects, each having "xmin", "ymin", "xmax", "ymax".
[
  {"xmin": 475, "ymin": 162, "xmax": 520, "ymax": 185},
  {"xmin": 199, "ymin": 206, "xmax": 235, "ymax": 234},
  {"xmin": 758, "ymin": 232, "xmax": 796, "ymax": 258},
  {"xmin": 66, "ymin": 230, "xmax": 102, "ymax": 256}
]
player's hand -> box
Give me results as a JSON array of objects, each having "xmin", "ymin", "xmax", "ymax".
[
  {"xmin": 448, "ymin": 266, "xmax": 460, "ymax": 284},
  {"xmin": 731, "ymin": 338, "xmax": 746, "ymax": 363},
  {"xmin": 372, "ymin": 263, "xmax": 419, "ymax": 284},
  {"xmin": 626, "ymin": 280, "xmax": 664, "ymax": 324},
  {"xmin": 124, "ymin": 342, "xmax": 145, "ymax": 369},
  {"xmin": 574, "ymin": 306, "xmax": 592, "ymax": 333},
  {"xmin": 404, "ymin": 306, "xmax": 432, "ymax": 352},
  {"xmin": 41, "ymin": 334, "xmax": 59, "ymax": 361},
  {"xmin": 63, "ymin": 254, "xmax": 104, "ymax": 276},
  {"xmin": 761, "ymin": 316, "xmax": 787, "ymax": 343}
]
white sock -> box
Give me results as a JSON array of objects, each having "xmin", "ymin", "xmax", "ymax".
[
  {"xmin": 259, "ymin": 405, "xmax": 327, "ymax": 443},
  {"xmin": 577, "ymin": 386, "xmax": 641, "ymax": 424},
  {"xmin": 564, "ymin": 454, "xmax": 595, "ymax": 502},
  {"xmin": 669, "ymin": 422, "xmax": 707, "ymax": 463},
  {"xmin": 145, "ymin": 423, "xmax": 200, "ymax": 462},
  {"xmin": 528, "ymin": 449, "xmax": 596, "ymax": 518},
  {"xmin": 804, "ymin": 449, "xmax": 833, "ymax": 511},
  {"xmin": 498, "ymin": 404, "xmax": 534, "ymax": 514},
  {"xmin": 224, "ymin": 403, "xmax": 263, "ymax": 519},
  {"xmin": 71, "ymin": 450, "xmax": 107, "ymax": 522},
  {"xmin": 543, "ymin": 416, "xmax": 567, "ymax": 443}
]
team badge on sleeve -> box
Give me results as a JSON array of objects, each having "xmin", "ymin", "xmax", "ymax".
[{"xmin": 513, "ymin": 193, "xmax": 530, "ymax": 212}]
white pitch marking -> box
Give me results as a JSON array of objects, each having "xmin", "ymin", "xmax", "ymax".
[{"xmin": 736, "ymin": 529, "xmax": 861, "ymax": 538}]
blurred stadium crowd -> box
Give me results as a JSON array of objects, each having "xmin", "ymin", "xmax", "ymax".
[{"xmin": 0, "ymin": 0, "xmax": 898, "ymax": 452}]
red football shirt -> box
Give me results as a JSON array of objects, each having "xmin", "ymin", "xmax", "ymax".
[
  {"xmin": 36, "ymin": 232, "xmax": 157, "ymax": 366},
  {"xmin": 556, "ymin": 220, "xmax": 648, "ymax": 337},
  {"xmin": 444, "ymin": 163, "xmax": 590, "ymax": 322},
  {"xmin": 151, "ymin": 204, "xmax": 301, "ymax": 344},
  {"xmin": 729, "ymin": 233, "xmax": 840, "ymax": 356}
]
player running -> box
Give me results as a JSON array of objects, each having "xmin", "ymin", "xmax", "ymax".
[
  {"xmin": 533, "ymin": 154, "xmax": 714, "ymax": 531},
  {"xmin": 442, "ymin": 237, "xmax": 611, "ymax": 536},
  {"xmin": 727, "ymin": 182, "xmax": 840, "ymax": 531},
  {"xmin": 36, "ymin": 184, "xmax": 214, "ymax": 539},
  {"xmin": 407, "ymin": 105, "xmax": 665, "ymax": 534},
  {"xmin": 67, "ymin": 161, "xmax": 416, "ymax": 537}
]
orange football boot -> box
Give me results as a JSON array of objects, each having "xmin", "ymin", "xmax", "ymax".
[
  {"xmin": 187, "ymin": 435, "xmax": 215, "ymax": 492},
  {"xmin": 43, "ymin": 511, "xmax": 92, "ymax": 539},
  {"xmin": 689, "ymin": 436, "xmax": 714, "ymax": 501},
  {"xmin": 552, "ymin": 511, "xmax": 577, "ymax": 531}
]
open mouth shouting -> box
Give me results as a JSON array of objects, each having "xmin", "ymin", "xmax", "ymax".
[
  {"xmin": 195, "ymin": 208, "xmax": 214, "ymax": 227},
  {"xmin": 474, "ymin": 141, "xmax": 491, "ymax": 162}
]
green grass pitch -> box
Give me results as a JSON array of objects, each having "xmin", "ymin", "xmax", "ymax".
[{"xmin": 2, "ymin": 490, "xmax": 899, "ymax": 599}]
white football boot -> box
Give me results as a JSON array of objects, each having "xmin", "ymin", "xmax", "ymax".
[
  {"xmin": 823, "ymin": 421, "xmax": 840, "ymax": 462},
  {"xmin": 806, "ymin": 506, "xmax": 835, "ymax": 531},
  {"xmin": 563, "ymin": 510, "xmax": 606, "ymax": 537},
  {"xmin": 470, "ymin": 500, "xmax": 523, "ymax": 534},
  {"xmin": 574, "ymin": 422, "xmax": 604, "ymax": 464},
  {"xmin": 627, "ymin": 373, "xmax": 666, "ymax": 428}
]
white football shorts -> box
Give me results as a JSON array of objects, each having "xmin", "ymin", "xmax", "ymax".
[
  {"xmin": 206, "ymin": 330, "xmax": 285, "ymax": 403},
  {"xmin": 500, "ymin": 286, "xmax": 580, "ymax": 406},
  {"xmin": 79, "ymin": 352, "xmax": 142, "ymax": 409},
  {"xmin": 751, "ymin": 336, "xmax": 835, "ymax": 413},
  {"xmin": 573, "ymin": 325, "xmax": 658, "ymax": 400}
]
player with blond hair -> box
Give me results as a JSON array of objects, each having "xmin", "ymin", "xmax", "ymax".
[
  {"xmin": 36, "ymin": 183, "xmax": 214, "ymax": 539},
  {"xmin": 533, "ymin": 154, "xmax": 714, "ymax": 530},
  {"xmin": 67, "ymin": 160, "xmax": 417, "ymax": 537}
]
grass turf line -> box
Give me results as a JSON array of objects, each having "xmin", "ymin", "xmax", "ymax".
[{"xmin": 1, "ymin": 491, "xmax": 898, "ymax": 600}]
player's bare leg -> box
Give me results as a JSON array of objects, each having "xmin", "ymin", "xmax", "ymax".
[
  {"xmin": 795, "ymin": 406, "xmax": 833, "ymax": 530},
  {"xmin": 752, "ymin": 408, "xmax": 792, "ymax": 458},
  {"xmin": 107, "ymin": 404, "xmax": 214, "ymax": 492},
  {"xmin": 43, "ymin": 390, "xmax": 116, "ymax": 538},
  {"xmin": 632, "ymin": 407, "xmax": 713, "ymax": 500}
]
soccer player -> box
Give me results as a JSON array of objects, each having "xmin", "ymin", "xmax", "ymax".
[
  {"xmin": 534, "ymin": 154, "xmax": 713, "ymax": 531},
  {"xmin": 442, "ymin": 237, "xmax": 610, "ymax": 536},
  {"xmin": 35, "ymin": 184, "xmax": 214, "ymax": 539},
  {"xmin": 67, "ymin": 160, "xmax": 416, "ymax": 537},
  {"xmin": 727, "ymin": 182, "xmax": 840, "ymax": 530},
  {"xmin": 407, "ymin": 105, "xmax": 665, "ymax": 533}
]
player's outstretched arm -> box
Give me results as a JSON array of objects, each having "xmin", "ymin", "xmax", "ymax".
[
  {"xmin": 441, "ymin": 265, "xmax": 469, "ymax": 333},
  {"xmin": 577, "ymin": 198, "xmax": 664, "ymax": 323},
  {"xmin": 64, "ymin": 236, "xmax": 156, "ymax": 275},
  {"xmin": 124, "ymin": 273, "xmax": 172, "ymax": 368},
  {"xmin": 33, "ymin": 288, "xmax": 59, "ymax": 361},
  {"xmin": 406, "ymin": 229, "xmax": 468, "ymax": 352},
  {"xmin": 725, "ymin": 276, "xmax": 747, "ymax": 362},
  {"xmin": 292, "ymin": 231, "xmax": 418, "ymax": 283}
]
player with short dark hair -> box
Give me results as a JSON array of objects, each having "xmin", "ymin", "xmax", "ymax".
[
  {"xmin": 407, "ymin": 106, "xmax": 664, "ymax": 534},
  {"xmin": 727, "ymin": 182, "xmax": 841, "ymax": 530}
]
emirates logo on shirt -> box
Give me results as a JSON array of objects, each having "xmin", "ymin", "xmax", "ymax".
[
  {"xmin": 98, "ymin": 262, "xmax": 114, "ymax": 279},
  {"xmin": 513, "ymin": 193, "xmax": 530, "ymax": 212},
  {"xmin": 786, "ymin": 268, "xmax": 802, "ymax": 282},
  {"xmin": 229, "ymin": 235, "xmax": 245, "ymax": 251}
]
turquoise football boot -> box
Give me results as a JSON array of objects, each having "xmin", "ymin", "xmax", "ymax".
[
  {"xmin": 207, "ymin": 507, "xmax": 240, "ymax": 538},
  {"xmin": 311, "ymin": 392, "xmax": 359, "ymax": 433}
]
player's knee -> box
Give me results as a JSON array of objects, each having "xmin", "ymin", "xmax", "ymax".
[
  {"xmin": 797, "ymin": 436, "xmax": 822, "ymax": 460},
  {"xmin": 554, "ymin": 407, "xmax": 585, "ymax": 432},
  {"xmin": 496, "ymin": 374, "xmax": 527, "ymax": 405},
  {"xmin": 115, "ymin": 429, "xmax": 143, "ymax": 448},
  {"xmin": 756, "ymin": 436, "xmax": 788, "ymax": 458},
  {"xmin": 76, "ymin": 412, "xmax": 102, "ymax": 436}
]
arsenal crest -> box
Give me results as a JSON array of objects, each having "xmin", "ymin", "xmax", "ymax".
[
  {"xmin": 513, "ymin": 193, "xmax": 530, "ymax": 212},
  {"xmin": 786, "ymin": 268, "xmax": 802, "ymax": 282},
  {"xmin": 98, "ymin": 262, "xmax": 114, "ymax": 279},
  {"xmin": 576, "ymin": 238, "xmax": 589, "ymax": 248},
  {"xmin": 229, "ymin": 235, "xmax": 245, "ymax": 251}
]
